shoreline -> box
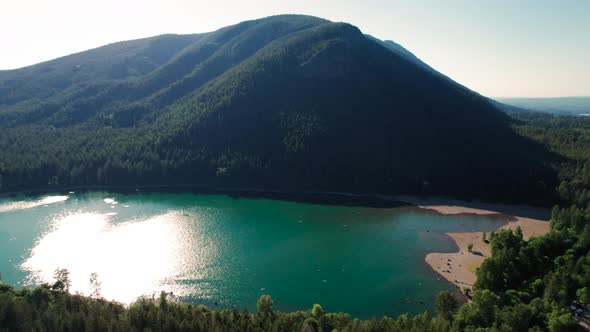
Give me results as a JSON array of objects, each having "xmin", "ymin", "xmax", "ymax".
[
  {"xmin": 0, "ymin": 184, "xmax": 553, "ymax": 211},
  {"xmin": 0, "ymin": 185, "xmax": 552, "ymax": 298},
  {"xmin": 0, "ymin": 185, "xmax": 411, "ymax": 209},
  {"xmin": 416, "ymin": 201, "xmax": 550, "ymax": 291}
]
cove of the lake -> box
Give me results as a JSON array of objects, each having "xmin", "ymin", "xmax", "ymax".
[{"xmin": 0, "ymin": 192, "xmax": 510, "ymax": 318}]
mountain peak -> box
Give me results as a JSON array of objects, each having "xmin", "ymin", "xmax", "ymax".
[{"xmin": 0, "ymin": 16, "xmax": 557, "ymax": 203}]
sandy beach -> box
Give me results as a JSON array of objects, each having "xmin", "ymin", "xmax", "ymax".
[{"xmin": 400, "ymin": 197, "xmax": 551, "ymax": 290}]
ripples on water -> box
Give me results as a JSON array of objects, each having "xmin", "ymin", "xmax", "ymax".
[
  {"xmin": 0, "ymin": 195, "xmax": 69, "ymax": 213},
  {"xmin": 21, "ymin": 210, "xmax": 216, "ymax": 304},
  {"xmin": 0, "ymin": 192, "xmax": 518, "ymax": 317}
]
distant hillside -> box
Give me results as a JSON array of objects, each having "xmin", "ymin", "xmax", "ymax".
[
  {"xmin": 497, "ymin": 97, "xmax": 590, "ymax": 116},
  {"xmin": 0, "ymin": 15, "xmax": 559, "ymax": 204}
]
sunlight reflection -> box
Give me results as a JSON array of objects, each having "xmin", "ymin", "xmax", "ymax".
[
  {"xmin": 0, "ymin": 195, "xmax": 69, "ymax": 213},
  {"xmin": 103, "ymin": 198, "xmax": 117, "ymax": 204},
  {"xmin": 21, "ymin": 210, "xmax": 215, "ymax": 304}
]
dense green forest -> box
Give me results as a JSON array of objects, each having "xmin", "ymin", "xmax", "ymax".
[
  {"xmin": 0, "ymin": 15, "xmax": 559, "ymax": 205},
  {"xmin": 1, "ymin": 113, "xmax": 589, "ymax": 331},
  {"xmin": 1, "ymin": 14, "xmax": 589, "ymax": 331}
]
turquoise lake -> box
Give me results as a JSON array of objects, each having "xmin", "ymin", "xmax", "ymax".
[{"xmin": 0, "ymin": 192, "xmax": 509, "ymax": 317}]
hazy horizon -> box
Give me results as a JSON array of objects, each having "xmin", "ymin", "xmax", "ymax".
[
  {"xmin": 494, "ymin": 95, "xmax": 590, "ymax": 99},
  {"xmin": 1, "ymin": 0, "xmax": 589, "ymax": 98}
]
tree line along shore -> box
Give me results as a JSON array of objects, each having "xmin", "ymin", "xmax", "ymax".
[{"xmin": 1, "ymin": 113, "xmax": 590, "ymax": 331}]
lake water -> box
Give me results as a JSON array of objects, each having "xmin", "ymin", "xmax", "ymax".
[{"xmin": 0, "ymin": 192, "xmax": 508, "ymax": 317}]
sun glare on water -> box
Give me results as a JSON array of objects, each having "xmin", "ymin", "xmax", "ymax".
[
  {"xmin": 21, "ymin": 210, "xmax": 214, "ymax": 304},
  {"xmin": 0, "ymin": 195, "xmax": 69, "ymax": 213}
]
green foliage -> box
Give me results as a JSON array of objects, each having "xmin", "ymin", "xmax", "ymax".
[
  {"xmin": 0, "ymin": 286, "xmax": 462, "ymax": 332},
  {"xmin": 311, "ymin": 303, "xmax": 324, "ymax": 319},
  {"xmin": 435, "ymin": 291, "xmax": 458, "ymax": 321},
  {"xmin": 0, "ymin": 15, "xmax": 589, "ymax": 332},
  {"xmin": 0, "ymin": 106, "xmax": 589, "ymax": 332},
  {"xmin": 467, "ymin": 112, "xmax": 590, "ymax": 331},
  {"xmin": 548, "ymin": 307, "xmax": 578, "ymax": 332},
  {"xmin": 301, "ymin": 317, "xmax": 319, "ymax": 332},
  {"xmin": 89, "ymin": 272, "xmax": 101, "ymax": 299},
  {"xmin": 0, "ymin": 16, "xmax": 560, "ymax": 205},
  {"xmin": 255, "ymin": 294, "xmax": 274, "ymax": 329},
  {"xmin": 51, "ymin": 268, "xmax": 71, "ymax": 293}
]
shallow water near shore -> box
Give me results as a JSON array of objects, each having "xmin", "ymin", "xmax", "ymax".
[{"xmin": 0, "ymin": 192, "xmax": 511, "ymax": 317}]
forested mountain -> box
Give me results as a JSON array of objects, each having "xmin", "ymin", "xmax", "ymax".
[
  {"xmin": 0, "ymin": 15, "xmax": 559, "ymax": 204},
  {"xmin": 1, "ymin": 15, "xmax": 590, "ymax": 331},
  {"xmin": 3, "ymin": 112, "xmax": 590, "ymax": 332}
]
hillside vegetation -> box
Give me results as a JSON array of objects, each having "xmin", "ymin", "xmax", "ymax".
[
  {"xmin": 0, "ymin": 15, "xmax": 558, "ymax": 204},
  {"xmin": 2, "ymin": 113, "xmax": 589, "ymax": 331},
  {"xmin": 1, "ymin": 15, "xmax": 589, "ymax": 331}
]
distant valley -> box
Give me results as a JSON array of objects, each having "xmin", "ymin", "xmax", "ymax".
[{"xmin": 497, "ymin": 96, "xmax": 590, "ymax": 116}]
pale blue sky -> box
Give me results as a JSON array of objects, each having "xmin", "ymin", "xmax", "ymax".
[{"xmin": 1, "ymin": 0, "xmax": 588, "ymax": 97}]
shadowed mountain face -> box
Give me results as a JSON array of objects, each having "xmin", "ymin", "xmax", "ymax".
[{"xmin": 0, "ymin": 15, "xmax": 559, "ymax": 203}]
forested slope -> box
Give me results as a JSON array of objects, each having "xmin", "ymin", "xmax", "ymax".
[
  {"xmin": 2, "ymin": 112, "xmax": 589, "ymax": 331},
  {"xmin": 0, "ymin": 15, "xmax": 560, "ymax": 204},
  {"xmin": 0, "ymin": 14, "xmax": 589, "ymax": 332}
]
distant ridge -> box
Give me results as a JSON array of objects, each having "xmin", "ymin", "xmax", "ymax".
[{"xmin": 496, "ymin": 96, "xmax": 590, "ymax": 115}]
